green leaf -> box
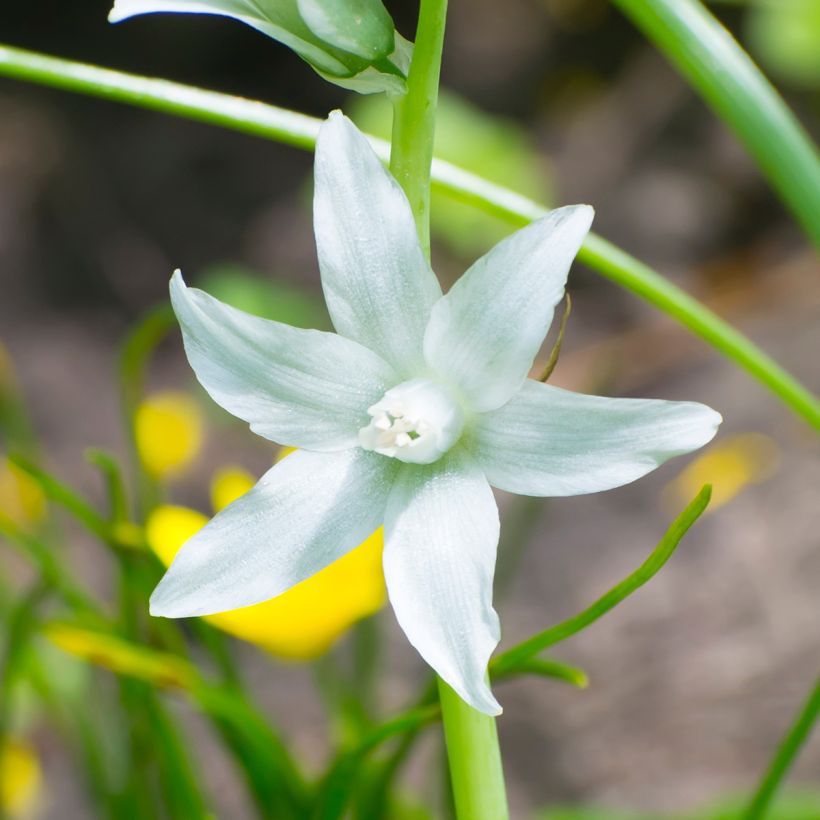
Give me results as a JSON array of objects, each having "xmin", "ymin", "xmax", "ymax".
[
  {"xmin": 496, "ymin": 656, "xmax": 588, "ymax": 689},
  {"xmin": 746, "ymin": 0, "xmax": 820, "ymax": 88},
  {"xmin": 613, "ymin": 0, "xmax": 820, "ymax": 247},
  {"xmin": 0, "ymin": 46, "xmax": 816, "ymax": 429},
  {"xmin": 491, "ymin": 485, "xmax": 712, "ymax": 677},
  {"xmin": 198, "ymin": 263, "xmax": 330, "ymax": 329}
]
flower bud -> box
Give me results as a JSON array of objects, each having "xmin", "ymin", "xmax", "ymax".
[{"xmin": 110, "ymin": 0, "xmax": 411, "ymax": 94}]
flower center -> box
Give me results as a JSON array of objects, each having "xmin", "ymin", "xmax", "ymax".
[{"xmin": 358, "ymin": 378, "xmax": 464, "ymax": 465}]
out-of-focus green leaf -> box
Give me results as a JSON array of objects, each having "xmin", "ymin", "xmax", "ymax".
[
  {"xmin": 746, "ymin": 0, "xmax": 820, "ymax": 87},
  {"xmin": 45, "ymin": 623, "xmax": 199, "ymax": 691},
  {"xmin": 352, "ymin": 91, "xmax": 552, "ymax": 257},
  {"xmin": 85, "ymin": 449, "xmax": 129, "ymax": 524},
  {"xmin": 534, "ymin": 808, "xmax": 642, "ymax": 820},
  {"xmin": 534, "ymin": 790, "xmax": 820, "ymax": 820},
  {"xmin": 703, "ymin": 790, "xmax": 820, "ymax": 819},
  {"xmin": 199, "ymin": 263, "xmax": 330, "ymax": 329},
  {"xmin": 614, "ymin": 0, "xmax": 820, "ymax": 248}
]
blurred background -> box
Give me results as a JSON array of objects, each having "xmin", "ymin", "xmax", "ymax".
[{"xmin": 0, "ymin": 0, "xmax": 819, "ymax": 817}]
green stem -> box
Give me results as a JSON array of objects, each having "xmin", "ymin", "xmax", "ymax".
[
  {"xmin": 742, "ymin": 675, "xmax": 820, "ymax": 820},
  {"xmin": 613, "ymin": 0, "xmax": 820, "ymax": 247},
  {"xmin": 0, "ymin": 45, "xmax": 817, "ymax": 429},
  {"xmin": 389, "ymin": 3, "xmax": 508, "ymax": 816},
  {"xmin": 437, "ymin": 679, "xmax": 509, "ymax": 820},
  {"xmin": 388, "ymin": 0, "xmax": 447, "ymax": 258}
]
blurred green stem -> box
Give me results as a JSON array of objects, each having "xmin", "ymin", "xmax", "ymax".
[
  {"xmin": 0, "ymin": 45, "xmax": 818, "ymax": 428},
  {"xmin": 118, "ymin": 304, "xmax": 176, "ymax": 520},
  {"xmin": 614, "ymin": 0, "xmax": 820, "ymax": 248},
  {"xmin": 742, "ymin": 674, "xmax": 820, "ymax": 820}
]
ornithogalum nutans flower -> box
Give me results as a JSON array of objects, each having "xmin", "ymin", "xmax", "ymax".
[{"xmin": 150, "ymin": 111, "xmax": 721, "ymax": 715}]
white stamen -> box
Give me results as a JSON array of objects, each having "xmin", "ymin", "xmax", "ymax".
[{"xmin": 358, "ymin": 378, "xmax": 465, "ymax": 464}]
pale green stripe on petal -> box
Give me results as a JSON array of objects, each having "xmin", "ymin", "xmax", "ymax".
[
  {"xmin": 383, "ymin": 449, "xmax": 502, "ymax": 716},
  {"xmin": 471, "ymin": 380, "xmax": 722, "ymax": 497},
  {"xmin": 151, "ymin": 447, "xmax": 397, "ymax": 617},
  {"xmin": 314, "ymin": 112, "xmax": 442, "ymax": 376},
  {"xmin": 170, "ymin": 271, "xmax": 397, "ymax": 451},
  {"xmin": 424, "ymin": 205, "xmax": 593, "ymax": 413}
]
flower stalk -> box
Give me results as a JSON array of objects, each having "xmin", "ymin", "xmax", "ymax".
[
  {"xmin": 389, "ymin": 1, "xmax": 509, "ymax": 815},
  {"xmin": 389, "ymin": 0, "xmax": 448, "ymax": 260}
]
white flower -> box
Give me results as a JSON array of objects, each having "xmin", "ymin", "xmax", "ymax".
[{"xmin": 152, "ymin": 111, "xmax": 721, "ymax": 715}]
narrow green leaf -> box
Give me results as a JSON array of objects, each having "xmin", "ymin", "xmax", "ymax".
[
  {"xmin": 491, "ymin": 485, "xmax": 712, "ymax": 677},
  {"xmin": 494, "ymin": 656, "xmax": 588, "ymax": 689},
  {"xmin": 7, "ymin": 454, "xmax": 120, "ymax": 546},
  {"xmin": 0, "ymin": 46, "xmax": 815, "ymax": 428},
  {"xmin": 742, "ymin": 675, "xmax": 820, "ymax": 820},
  {"xmin": 85, "ymin": 449, "xmax": 129, "ymax": 524},
  {"xmin": 614, "ymin": 0, "xmax": 820, "ymax": 247}
]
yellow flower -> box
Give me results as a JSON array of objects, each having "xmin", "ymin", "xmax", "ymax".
[
  {"xmin": 0, "ymin": 458, "xmax": 46, "ymax": 531},
  {"xmin": 664, "ymin": 433, "xmax": 780, "ymax": 513},
  {"xmin": 0, "ymin": 739, "xmax": 41, "ymax": 818},
  {"xmin": 209, "ymin": 465, "xmax": 255, "ymax": 513},
  {"xmin": 146, "ymin": 496, "xmax": 386, "ymax": 660},
  {"xmin": 134, "ymin": 391, "xmax": 204, "ymax": 479}
]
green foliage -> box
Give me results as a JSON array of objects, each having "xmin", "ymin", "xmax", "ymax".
[
  {"xmin": 535, "ymin": 790, "xmax": 820, "ymax": 819},
  {"xmin": 745, "ymin": 0, "xmax": 820, "ymax": 87},
  {"xmin": 199, "ymin": 263, "xmax": 330, "ymax": 329},
  {"xmin": 613, "ymin": 0, "xmax": 820, "ymax": 247}
]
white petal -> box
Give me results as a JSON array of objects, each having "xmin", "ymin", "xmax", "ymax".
[
  {"xmin": 170, "ymin": 271, "xmax": 397, "ymax": 451},
  {"xmin": 383, "ymin": 450, "xmax": 502, "ymax": 715},
  {"xmin": 314, "ymin": 112, "xmax": 442, "ymax": 375},
  {"xmin": 424, "ymin": 205, "xmax": 593, "ymax": 412},
  {"xmin": 151, "ymin": 448, "xmax": 397, "ymax": 617},
  {"xmin": 471, "ymin": 380, "xmax": 722, "ymax": 496}
]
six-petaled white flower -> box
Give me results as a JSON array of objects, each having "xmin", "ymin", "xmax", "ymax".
[{"xmin": 151, "ymin": 111, "xmax": 721, "ymax": 715}]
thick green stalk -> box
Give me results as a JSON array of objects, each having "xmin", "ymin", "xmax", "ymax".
[
  {"xmin": 614, "ymin": 0, "xmax": 820, "ymax": 247},
  {"xmin": 0, "ymin": 44, "xmax": 817, "ymax": 429},
  {"xmin": 387, "ymin": 3, "xmax": 508, "ymax": 816},
  {"xmin": 437, "ymin": 680, "xmax": 509, "ymax": 820},
  {"xmin": 742, "ymin": 675, "xmax": 820, "ymax": 820},
  {"xmin": 388, "ymin": 0, "xmax": 448, "ymax": 257}
]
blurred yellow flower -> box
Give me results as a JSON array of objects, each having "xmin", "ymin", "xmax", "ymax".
[
  {"xmin": 146, "ymin": 504, "xmax": 386, "ymax": 660},
  {"xmin": 135, "ymin": 391, "xmax": 203, "ymax": 479},
  {"xmin": 45, "ymin": 623, "xmax": 198, "ymax": 691},
  {"xmin": 209, "ymin": 465, "xmax": 255, "ymax": 513},
  {"xmin": 0, "ymin": 739, "xmax": 41, "ymax": 818},
  {"xmin": 0, "ymin": 458, "xmax": 46, "ymax": 531},
  {"xmin": 664, "ymin": 433, "xmax": 780, "ymax": 513}
]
